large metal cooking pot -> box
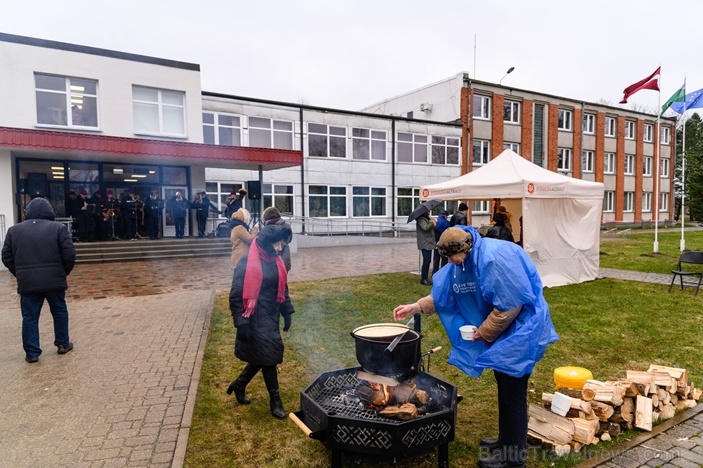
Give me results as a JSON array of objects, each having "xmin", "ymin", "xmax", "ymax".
[{"xmin": 351, "ymin": 323, "xmax": 420, "ymax": 376}]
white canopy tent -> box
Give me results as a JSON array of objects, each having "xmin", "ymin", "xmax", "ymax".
[{"xmin": 421, "ymin": 150, "xmax": 605, "ymax": 287}]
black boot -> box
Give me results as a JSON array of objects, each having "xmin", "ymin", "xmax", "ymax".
[
  {"xmin": 262, "ymin": 365, "xmax": 286, "ymax": 419},
  {"xmin": 226, "ymin": 364, "xmax": 260, "ymax": 405}
]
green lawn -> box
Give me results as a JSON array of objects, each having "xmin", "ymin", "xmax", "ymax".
[{"xmin": 184, "ymin": 232, "xmax": 703, "ymax": 467}]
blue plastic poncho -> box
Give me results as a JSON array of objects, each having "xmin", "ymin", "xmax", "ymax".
[{"xmin": 431, "ymin": 226, "xmax": 558, "ymax": 378}]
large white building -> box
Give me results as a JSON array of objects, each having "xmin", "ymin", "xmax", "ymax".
[{"xmin": 0, "ymin": 32, "xmax": 676, "ymax": 245}]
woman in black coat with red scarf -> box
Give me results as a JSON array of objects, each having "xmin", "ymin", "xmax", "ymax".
[{"xmin": 227, "ymin": 223, "xmax": 294, "ymax": 419}]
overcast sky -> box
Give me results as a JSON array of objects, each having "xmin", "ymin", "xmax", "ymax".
[{"xmin": 1, "ymin": 0, "xmax": 699, "ymax": 115}]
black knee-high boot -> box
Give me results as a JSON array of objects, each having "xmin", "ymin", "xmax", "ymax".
[
  {"xmin": 227, "ymin": 364, "xmax": 261, "ymax": 404},
  {"xmin": 262, "ymin": 365, "xmax": 285, "ymax": 419}
]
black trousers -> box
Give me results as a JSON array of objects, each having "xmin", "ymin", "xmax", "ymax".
[
  {"xmin": 420, "ymin": 249, "xmax": 432, "ymax": 281},
  {"xmin": 494, "ymin": 370, "xmax": 530, "ymax": 464}
]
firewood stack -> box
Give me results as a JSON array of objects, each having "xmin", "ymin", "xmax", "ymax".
[{"xmin": 528, "ymin": 365, "xmax": 701, "ymax": 456}]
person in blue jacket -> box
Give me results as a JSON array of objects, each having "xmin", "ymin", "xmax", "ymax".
[{"xmin": 393, "ymin": 226, "xmax": 558, "ymax": 468}]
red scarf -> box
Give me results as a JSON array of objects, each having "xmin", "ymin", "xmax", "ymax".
[{"xmin": 242, "ymin": 238, "xmax": 287, "ymax": 318}]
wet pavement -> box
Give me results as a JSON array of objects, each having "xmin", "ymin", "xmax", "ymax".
[{"xmin": 0, "ymin": 240, "xmax": 700, "ymax": 467}]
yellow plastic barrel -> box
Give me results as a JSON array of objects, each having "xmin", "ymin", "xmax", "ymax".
[{"xmin": 554, "ymin": 366, "xmax": 593, "ymax": 390}]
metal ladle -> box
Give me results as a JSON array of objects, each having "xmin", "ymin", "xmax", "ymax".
[{"xmin": 385, "ymin": 316, "xmax": 415, "ymax": 353}]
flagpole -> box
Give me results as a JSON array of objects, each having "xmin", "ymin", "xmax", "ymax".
[
  {"xmin": 654, "ymin": 87, "xmax": 661, "ymax": 253},
  {"xmin": 680, "ymin": 109, "xmax": 687, "ymax": 251}
]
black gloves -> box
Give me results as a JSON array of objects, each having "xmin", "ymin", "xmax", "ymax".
[
  {"xmin": 237, "ymin": 324, "xmax": 250, "ymax": 341},
  {"xmin": 283, "ymin": 314, "xmax": 292, "ymax": 332}
]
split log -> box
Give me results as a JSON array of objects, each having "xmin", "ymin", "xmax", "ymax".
[
  {"xmin": 648, "ymin": 365, "xmax": 687, "ymax": 385},
  {"xmin": 356, "ymin": 386, "xmax": 386, "ymax": 406},
  {"xmin": 682, "ymin": 399, "xmax": 698, "ymax": 409},
  {"xmin": 528, "ymin": 404, "xmax": 574, "ymax": 445},
  {"xmin": 678, "ymin": 384, "xmax": 690, "ymax": 398},
  {"xmin": 659, "ymin": 403, "xmax": 676, "ymax": 420},
  {"xmin": 610, "ymin": 397, "xmax": 634, "ymax": 428},
  {"xmin": 676, "ymin": 399, "xmax": 687, "ymax": 411},
  {"xmin": 670, "ymin": 393, "xmax": 679, "ymax": 406},
  {"xmin": 411, "ymin": 389, "xmax": 428, "ymax": 406},
  {"xmin": 600, "ymin": 432, "xmax": 611, "ymax": 442},
  {"xmin": 390, "ymin": 382, "xmax": 416, "ymax": 405},
  {"xmin": 378, "ymin": 403, "xmax": 418, "ymax": 420},
  {"xmin": 658, "ymin": 388, "xmax": 671, "ymax": 406},
  {"xmin": 650, "ymin": 393, "xmax": 659, "ymax": 407},
  {"xmin": 542, "ymin": 392, "xmax": 592, "ymax": 412},
  {"xmin": 589, "ymin": 401, "xmax": 615, "ymax": 421},
  {"xmin": 618, "ymin": 379, "xmax": 644, "ymax": 397},
  {"xmin": 598, "ymin": 421, "xmax": 621, "ymax": 437},
  {"xmin": 571, "ymin": 417, "xmax": 596, "ymax": 443},
  {"xmin": 568, "ymin": 441, "xmax": 582, "ymax": 452},
  {"xmin": 625, "ymin": 371, "xmax": 655, "ymax": 395},
  {"xmin": 692, "ymin": 387, "xmax": 702, "ymax": 401},
  {"xmin": 635, "ymin": 395, "xmax": 653, "ymax": 431},
  {"xmin": 555, "ymin": 387, "xmax": 585, "ymax": 399},
  {"xmin": 583, "ymin": 380, "xmax": 624, "ymax": 406}
]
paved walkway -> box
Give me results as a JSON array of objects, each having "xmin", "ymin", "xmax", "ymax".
[{"xmin": 0, "ymin": 240, "xmax": 700, "ymax": 467}]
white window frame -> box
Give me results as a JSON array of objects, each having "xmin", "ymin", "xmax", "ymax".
[
  {"xmin": 249, "ymin": 117, "xmax": 294, "ymax": 149},
  {"xmin": 557, "ymin": 148, "xmax": 572, "ymax": 172},
  {"xmin": 472, "ymin": 140, "xmax": 490, "ymax": 166},
  {"xmin": 308, "ymin": 185, "xmax": 347, "ymax": 217},
  {"xmin": 431, "ymin": 135, "xmax": 460, "ymax": 165},
  {"xmin": 604, "ymin": 191, "xmax": 615, "ymax": 212},
  {"xmin": 352, "ymin": 128, "xmax": 387, "ymax": 161},
  {"xmin": 660, "ymin": 192, "xmax": 669, "ymax": 213},
  {"xmin": 642, "ymin": 192, "xmax": 652, "ymax": 213},
  {"xmin": 473, "ymin": 95, "xmax": 491, "ymax": 120},
  {"xmin": 624, "ymin": 192, "xmax": 634, "ymax": 212},
  {"xmin": 660, "ymin": 158, "xmax": 670, "ymax": 177},
  {"xmin": 625, "ymin": 121, "xmax": 636, "ymax": 140},
  {"xmin": 604, "ymin": 152, "xmax": 616, "ymax": 174},
  {"xmin": 308, "ymin": 123, "xmax": 347, "ymax": 158},
  {"xmin": 352, "ymin": 186, "xmax": 386, "ymax": 217},
  {"xmin": 397, "ymin": 132, "xmax": 429, "ymax": 163},
  {"xmin": 582, "ymin": 114, "xmax": 595, "ymax": 134},
  {"xmin": 661, "ymin": 127, "xmax": 671, "ymax": 144},
  {"xmin": 504, "ymin": 101, "xmax": 520, "ymax": 123},
  {"xmin": 471, "ymin": 200, "xmax": 491, "ymax": 214},
  {"xmin": 263, "ymin": 183, "xmax": 295, "ymax": 216},
  {"xmin": 202, "ymin": 112, "xmax": 242, "ymax": 146},
  {"xmin": 605, "ymin": 117, "xmax": 616, "ymax": 137},
  {"xmin": 643, "ymin": 124, "xmax": 653, "ymax": 142},
  {"xmin": 624, "ymin": 154, "xmax": 635, "ymax": 175},
  {"xmin": 132, "ymin": 86, "xmax": 186, "ymax": 137},
  {"xmin": 643, "ymin": 156, "xmax": 652, "ymax": 177},
  {"xmin": 581, "ymin": 150, "xmax": 594, "ymax": 173},
  {"xmin": 397, "ymin": 187, "xmax": 420, "ymax": 218},
  {"xmin": 558, "ymin": 109, "xmax": 573, "ymax": 131},
  {"xmin": 35, "ymin": 73, "xmax": 100, "ymax": 129},
  {"xmin": 504, "ymin": 142, "xmax": 519, "ymax": 153}
]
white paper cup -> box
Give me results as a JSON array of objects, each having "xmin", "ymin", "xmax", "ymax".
[{"xmin": 459, "ymin": 325, "xmax": 477, "ymax": 341}]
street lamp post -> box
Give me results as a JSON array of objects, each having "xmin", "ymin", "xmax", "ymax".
[{"xmin": 499, "ymin": 66, "xmax": 515, "ymax": 85}]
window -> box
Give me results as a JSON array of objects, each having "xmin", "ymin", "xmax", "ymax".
[
  {"xmin": 473, "ymin": 95, "xmax": 490, "ymax": 119},
  {"xmin": 557, "ymin": 148, "xmax": 572, "ymax": 171},
  {"xmin": 604, "ymin": 191, "xmax": 615, "ymax": 212},
  {"xmin": 308, "ymin": 185, "xmax": 346, "ymax": 217},
  {"xmin": 249, "ymin": 117, "xmax": 293, "ymax": 149},
  {"xmin": 205, "ymin": 181, "xmax": 243, "ymax": 211},
  {"xmin": 397, "ymin": 187, "xmax": 420, "ymax": 217},
  {"xmin": 203, "ymin": 112, "xmax": 241, "ymax": 146},
  {"xmin": 558, "ymin": 109, "xmax": 572, "ymax": 131},
  {"xmin": 660, "ymin": 192, "xmax": 669, "ymax": 212},
  {"xmin": 431, "ymin": 136, "xmax": 460, "ymax": 165},
  {"xmin": 604, "ymin": 152, "xmax": 616, "ymax": 174},
  {"xmin": 625, "ymin": 154, "xmax": 637, "ymax": 176},
  {"xmin": 308, "ymin": 123, "xmax": 346, "ymax": 157},
  {"xmin": 471, "ymin": 200, "xmax": 490, "ymax": 214},
  {"xmin": 352, "ymin": 128, "xmax": 386, "ymax": 161},
  {"xmin": 644, "ymin": 124, "xmax": 653, "ymax": 142},
  {"xmin": 605, "ymin": 117, "xmax": 616, "ymax": 137},
  {"xmin": 472, "ymin": 140, "xmax": 490, "ymax": 166},
  {"xmin": 504, "ymin": 101, "xmax": 520, "ymax": 123},
  {"xmin": 35, "ymin": 73, "xmax": 98, "ymax": 128},
  {"xmin": 397, "ymin": 132, "xmax": 428, "ymax": 163},
  {"xmin": 660, "ymin": 158, "xmax": 670, "ymax": 177},
  {"xmin": 263, "ymin": 184, "xmax": 294, "ymax": 215},
  {"xmin": 352, "ymin": 187, "xmax": 386, "ymax": 217},
  {"xmin": 625, "ymin": 121, "xmax": 635, "ymax": 140},
  {"xmin": 642, "ymin": 192, "xmax": 652, "ymax": 213},
  {"xmin": 504, "ymin": 142, "xmax": 519, "ymax": 153},
  {"xmin": 643, "ymin": 156, "xmax": 652, "ymax": 176},
  {"xmin": 661, "ymin": 127, "xmax": 671, "ymax": 144},
  {"xmin": 582, "ymin": 114, "xmax": 595, "ymax": 134},
  {"xmin": 624, "ymin": 192, "xmax": 634, "ymax": 212},
  {"xmin": 581, "ymin": 150, "xmax": 594, "ymax": 173},
  {"xmin": 133, "ymin": 86, "xmax": 185, "ymax": 136}
]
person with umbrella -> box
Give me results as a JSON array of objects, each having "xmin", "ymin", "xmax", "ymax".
[{"xmin": 408, "ymin": 200, "xmax": 441, "ymax": 285}]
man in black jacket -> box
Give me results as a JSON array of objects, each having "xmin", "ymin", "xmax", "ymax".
[
  {"xmin": 450, "ymin": 202, "xmax": 469, "ymax": 227},
  {"xmin": 1, "ymin": 197, "xmax": 76, "ymax": 363}
]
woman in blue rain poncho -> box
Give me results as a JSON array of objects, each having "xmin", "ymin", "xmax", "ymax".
[{"xmin": 393, "ymin": 226, "xmax": 558, "ymax": 468}]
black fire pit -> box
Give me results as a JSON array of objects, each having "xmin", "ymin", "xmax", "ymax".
[{"xmin": 290, "ymin": 366, "xmax": 459, "ymax": 467}]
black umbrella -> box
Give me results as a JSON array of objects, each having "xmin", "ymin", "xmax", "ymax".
[{"xmin": 407, "ymin": 199, "xmax": 441, "ymax": 223}]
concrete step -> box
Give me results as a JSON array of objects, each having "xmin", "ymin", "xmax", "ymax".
[{"xmin": 74, "ymin": 237, "xmax": 231, "ymax": 264}]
